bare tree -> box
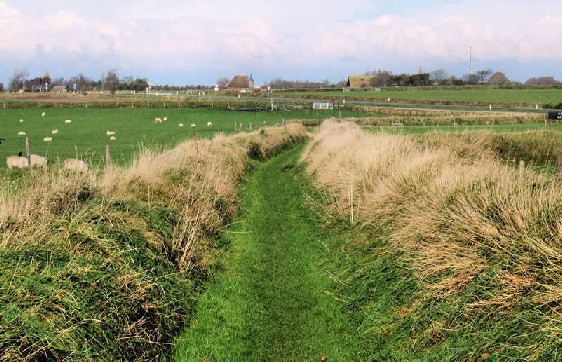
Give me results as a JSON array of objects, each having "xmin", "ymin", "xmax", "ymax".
[
  {"xmin": 102, "ymin": 69, "xmax": 120, "ymax": 94},
  {"xmin": 525, "ymin": 76, "xmax": 557, "ymax": 86},
  {"xmin": 216, "ymin": 77, "xmax": 229, "ymax": 87},
  {"xmin": 475, "ymin": 69, "xmax": 493, "ymax": 84},
  {"xmin": 9, "ymin": 68, "xmax": 28, "ymax": 92},
  {"xmin": 430, "ymin": 69, "xmax": 448, "ymax": 81}
]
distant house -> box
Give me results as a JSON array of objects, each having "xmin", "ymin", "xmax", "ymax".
[
  {"xmin": 227, "ymin": 74, "xmax": 254, "ymax": 90},
  {"xmin": 347, "ymin": 75, "xmax": 376, "ymax": 89},
  {"xmin": 51, "ymin": 85, "xmax": 67, "ymax": 93}
]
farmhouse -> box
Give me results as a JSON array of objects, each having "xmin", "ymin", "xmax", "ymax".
[
  {"xmin": 347, "ymin": 75, "xmax": 376, "ymax": 89},
  {"xmin": 227, "ymin": 74, "xmax": 254, "ymax": 90},
  {"xmin": 50, "ymin": 85, "xmax": 67, "ymax": 93}
]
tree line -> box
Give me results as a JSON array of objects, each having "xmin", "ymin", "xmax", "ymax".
[{"xmin": 4, "ymin": 69, "xmax": 213, "ymax": 94}]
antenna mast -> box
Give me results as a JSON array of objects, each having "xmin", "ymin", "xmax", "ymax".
[{"xmin": 468, "ymin": 45, "xmax": 473, "ymax": 75}]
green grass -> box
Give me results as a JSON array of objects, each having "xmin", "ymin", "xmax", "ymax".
[
  {"xmin": 174, "ymin": 145, "xmax": 360, "ymax": 360},
  {"xmin": 0, "ymin": 108, "xmax": 359, "ymax": 171},
  {"xmin": 277, "ymin": 88, "xmax": 562, "ymax": 106}
]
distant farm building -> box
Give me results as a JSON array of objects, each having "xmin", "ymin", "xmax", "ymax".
[
  {"xmin": 227, "ymin": 74, "xmax": 254, "ymax": 90},
  {"xmin": 50, "ymin": 85, "xmax": 67, "ymax": 93},
  {"xmin": 313, "ymin": 102, "xmax": 333, "ymax": 110},
  {"xmin": 347, "ymin": 76, "xmax": 376, "ymax": 89}
]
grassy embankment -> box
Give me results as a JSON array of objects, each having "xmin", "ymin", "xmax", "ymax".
[
  {"xmin": 0, "ymin": 123, "xmax": 307, "ymax": 360},
  {"xmin": 174, "ymin": 145, "xmax": 361, "ymax": 360},
  {"xmin": 302, "ymin": 121, "xmax": 562, "ymax": 359}
]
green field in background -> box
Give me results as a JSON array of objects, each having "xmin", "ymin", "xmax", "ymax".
[
  {"xmin": 279, "ymin": 88, "xmax": 562, "ymax": 106},
  {"xmin": 0, "ymin": 108, "xmax": 359, "ymax": 171}
]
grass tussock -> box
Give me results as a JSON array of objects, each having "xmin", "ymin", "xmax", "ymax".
[
  {"xmin": 303, "ymin": 120, "xmax": 562, "ymax": 358},
  {"xmin": 0, "ymin": 124, "xmax": 307, "ymax": 360}
]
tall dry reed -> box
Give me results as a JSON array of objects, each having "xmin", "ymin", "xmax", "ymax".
[{"xmin": 303, "ymin": 121, "xmax": 562, "ymax": 310}]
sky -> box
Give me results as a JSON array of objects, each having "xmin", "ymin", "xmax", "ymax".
[{"xmin": 1, "ymin": 0, "xmax": 561, "ymax": 86}]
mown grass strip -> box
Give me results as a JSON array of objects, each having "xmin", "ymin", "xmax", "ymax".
[{"xmin": 174, "ymin": 145, "xmax": 360, "ymax": 360}]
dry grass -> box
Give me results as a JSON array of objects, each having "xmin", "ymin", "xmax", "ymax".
[
  {"xmin": 303, "ymin": 120, "xmax": 562, "ymax": 312},
  {"xmin": 0, "ymin": 123, "xmax": 307, "ymax": 360}
]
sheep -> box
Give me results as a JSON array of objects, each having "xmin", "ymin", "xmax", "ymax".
[
  {"xmin": 191, "ymin": 123, "xmax": 196, "ymax": 128},
  {"xmin": 63, "ymin": 158, "xmax": 88, "ymax": 173},
  {"xmin": 6, "ymin": 156, "xmax": 28, "ymax": 169},
  {"xmin": 41, "ymin": 112, "xmax": 46, "ymax": 117},
  {"xmin": 65, "ymin": 120, "xmax": 72, "ymax": 124},
  {"xmin": 178, "ymin": 123, "xmax": 184, "ymax": 127},
  {"xmin": 30, "ymin": 154, "xmax": 47, "ymax": 168},
  {"xmin": 163, "ymin": 117, "xmax": 168, "ymax": 121},
  {"xmin": 52, "ymin": 129, "xmax": 59, "ymax": 135},
  {"xmin": 43, "ymin": 137, "xmax": 53, "ymax": 142},
  {"xmin": 106, "ymin": 131, "xmax": 116, "ymax": 136},
  {"xmin": 19, "ymin": 119, "xmax": 24, "ymax": 123},
  {"xmin": 110, "ymin": 136, "xmax": 117, "ymax": 141},
  {"xmin": 17, "ymin": 131, "xmax": 26, "ymax": 136},
  {"xmin": 155, "ymin": 118, "xmax": 162, "ymax": 123},
  {"xmin": 207, "ymin": 121, "xmax": 212, "ymax": 127}
]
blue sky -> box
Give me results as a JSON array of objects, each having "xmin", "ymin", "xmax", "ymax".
[{"xmin": 1, "ymin": 0, "xmax": 561, "ymax": 86}]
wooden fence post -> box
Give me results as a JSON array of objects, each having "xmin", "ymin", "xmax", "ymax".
[
  {"xmin": 519, "ymin": 160, "xmax": 525, "ymax": 177},
  {"xmin": 558, "ymin": 153, "xmax": 562, "ymax": 183},
  {"xmin": 105, "ymin": 145, "xmax": 112, "ymax": 169},
  {"xmin": 26, "ymin": 137, "xmax": 31, "ymax": 168}
]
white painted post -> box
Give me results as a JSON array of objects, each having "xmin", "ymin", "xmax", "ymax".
[{"xmin": 25, "ymin": 138, "xmax": 31, "ymax": 168}]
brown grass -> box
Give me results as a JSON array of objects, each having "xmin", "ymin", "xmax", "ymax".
[
  {"xmin": 303, "ymin": 121, "xmax": 562, "ymax": 309},
  {"xmin": 0, "ymin": 123, "xmax": 308, "ymax": 360}
]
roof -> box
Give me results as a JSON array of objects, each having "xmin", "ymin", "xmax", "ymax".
[
  {"xmin": 227, "ymin": 75, "xmax": 250, "ymax": 89},
  {"xmin": 51, "ymin": 85, "xmax": 66, "ymax": 92},
  {"xmin": 347, "ymin": 75, "xmax": 376, "ymax": 88}
]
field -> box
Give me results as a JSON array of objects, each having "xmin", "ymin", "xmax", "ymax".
[
  {"xmin": 274, "ymin": 87, "xmax": 562, "ymax": 107},
  {"xmin": 0, "ymin": 107, "xmax": 360, "ymax": 171}
]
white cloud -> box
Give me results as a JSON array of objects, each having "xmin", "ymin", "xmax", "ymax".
[{"xmin": 0, "ymin": 0, "xmax": 561, "ymax": 82}]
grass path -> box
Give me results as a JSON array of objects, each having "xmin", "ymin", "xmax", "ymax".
[{"xmin": 174, "ymin": 146, "xmax": 358, "ymax": 360}]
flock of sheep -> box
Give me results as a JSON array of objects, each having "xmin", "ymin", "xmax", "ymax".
[
  {"xmin": 6, "ymin": 113, "xmax": 215, "ymax": 172},
  {"xmin": 7, "ymin": 112, "xmax": 89, "ymax": 172},
  {"xmin": 154, "ymin": 116, "xmax": 212, "ymax": 128}
]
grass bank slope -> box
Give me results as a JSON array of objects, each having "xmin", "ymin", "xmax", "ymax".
[
  {"xmin": 174, "ymin": 146, "xmax": 359, "ymax": 360},
  {"xmin": 0, "ymin": 124, "xmax": 307, "ymax": 360},
  {"xmin": 302, "ymin": 121, "xmax": 562, "ymax": 359}
]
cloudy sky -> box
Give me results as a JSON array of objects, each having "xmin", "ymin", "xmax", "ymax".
[{"xmin": 0, "ymin": 0, "xmax": 561, "ymax": 85}]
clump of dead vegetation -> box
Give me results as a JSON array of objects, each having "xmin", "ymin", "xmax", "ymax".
[
  {"xmin": 303, "ymin": 120, "xmax": 562, "ymax": 358},
  {"xmin": 0, "ymin": 124, "xmax": 307, "ymax": 360}
]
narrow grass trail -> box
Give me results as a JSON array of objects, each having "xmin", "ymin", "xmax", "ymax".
[{"xmin": 174, "ymin": 146, "xmax": 357, "ymax": 360}]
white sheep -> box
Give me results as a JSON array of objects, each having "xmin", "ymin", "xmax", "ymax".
[
  {"xmin": 17, "ymin": 131, "xmax": 26, "ymax": 136},
  {"xmin": 191, "ymin": 123, "xmax": 196, "ymax": 128},
  {"xmin": 155, "ymin": 118, "xmax": 162, "ymax": 124},
  {"xmin": 30, "ymin": 154, "xmax": 47, "ymax": 168},
  {"xmin": 52, "ymin": 129, "xmax": 59, "ymax": 135},
  {"xmin": 106, "ymin": 131, "xmax": 116, "ymax": 136},
  {"xmin": 163, "ymin": 117, "xmax": 168, "ymax": 121},
  {"xmin": 6, "ymin": 156, "xmax": 28, "ymax": 169},
  {"xmin": 110, "ymin": 136, "xmax": 117, "ymax": 141},
  {"xmin": 19, "ymin": 119, "xmax": 24, "ymax": 123},
  {"xmin": 178, "ymin": 123, "xmax": 184, "ymax": 127},
  {"xmin": 207, "ymin": 122, "xmax": 212, "ymax": 127},
  {"xmin": 65, "ymin": 120, "xmax": 72, "ymax": 124},
  {"xmin": 41, "ymin": 112, "xmax": 46, "ymax": 117},
  {"xmin": 43, "ymin": 137, "xmax": 53, "ymax": 142},
  {"xmin": 63, "ymin": 158, "xmax": 88, "ymax": 173}
]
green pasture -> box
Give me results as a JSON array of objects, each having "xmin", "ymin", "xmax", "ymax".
[
  {"xmin": 278, "ymin": 88, "xmax": 562, "ymax": 106},
  {"xmin": 0, "ymin": 108, "xmax": 358, "ymax": 171}
]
